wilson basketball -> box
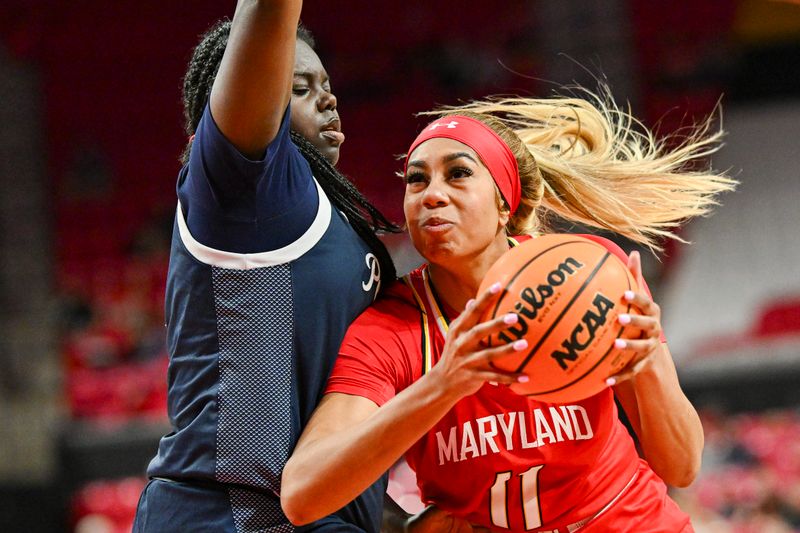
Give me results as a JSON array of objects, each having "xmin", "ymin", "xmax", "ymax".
[{"xmin": 480, "ymin": 234, "xmax": 639, "ymax": 403}]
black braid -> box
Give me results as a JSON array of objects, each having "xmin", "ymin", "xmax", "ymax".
[
  {"xmin": 179, "ymin": 18, "xmax": 400, "ymax": 288},
  {"xmin": 290, "ymin": 131, "xmax": 399, "ymax": 283}
]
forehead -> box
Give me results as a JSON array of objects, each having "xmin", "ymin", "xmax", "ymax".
[
  {"xmin": 294, "ymin": 40, "xmax": 326, "ymax": 77},
  {"xmin": 408, "ymin": 138, "xmax": 482, "ymax": 166}
]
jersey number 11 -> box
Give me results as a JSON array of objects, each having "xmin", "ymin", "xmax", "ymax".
[{"xmin": 489, "ymin": 465, "xmax": 544, "ymax": 530}]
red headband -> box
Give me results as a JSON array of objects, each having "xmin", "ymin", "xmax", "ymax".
[{"xmin": 404, "ymin": 115, "xmax": 521, "ymax": 213}]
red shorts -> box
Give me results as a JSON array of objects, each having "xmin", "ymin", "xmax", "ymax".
[{"xmin": 581, "ymin": 460, "xmax": 693, "ymax": 533}]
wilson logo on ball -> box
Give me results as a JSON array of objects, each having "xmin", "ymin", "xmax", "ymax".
[
  {"xmin": 496, "ymin": 256, "xmax": 585, "ymax": 345},
  {"xmin": 480, "ymin": 234, "xmax": 639, "ymax": 403}
]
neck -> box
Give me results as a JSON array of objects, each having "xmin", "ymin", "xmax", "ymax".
[{"xmin": 426, "ymin": 234, "xmax": 510, "ymax": 313}]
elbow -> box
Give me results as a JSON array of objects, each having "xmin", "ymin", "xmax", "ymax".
[
  {"xmin": 646, "ymin": 417, "xmax": 705, "ymax": 488},
  {"xmin": 655, "ymin": 453, "xmax": 702, "ymax": 488},
  {"xmin": 671, "ymin": 431, "xmax": 705, "ymax": 488},
  {"xmin": 281, "ymin": 505, "xmax": 312, "ymax": 527},
  {"xmin": 665, "ymin": 467, "xmax": 698, "ymax": 489},
  {"xmin": 674, "ymin": 454, "xmax": 702, "ymax": 488},
  {"xmin": 280, "ymin": 483, "xmax": 314, "ymax": 526},
  {"xmin": 280, "ymin": 466, "xmax": 324, "ymax": 526}
]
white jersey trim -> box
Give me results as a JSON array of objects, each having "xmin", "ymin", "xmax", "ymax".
[{"xmin": 176, "ymin": 178, "xmax": 331, "ymax": 269}]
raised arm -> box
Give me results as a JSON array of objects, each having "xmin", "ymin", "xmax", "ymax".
[
  {"xmin": 610, "ymin": 251, "xmax": 704, "ymax": 488},
  {"xmin": 280, "ymin": 286, "xmax": 528, "ymax": 526},
  {"xmin": 210, "ymin": 0, "xmax": 302, "ymax": 159}
]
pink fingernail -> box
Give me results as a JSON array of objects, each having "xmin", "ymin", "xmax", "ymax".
[
  {"xmin": 624, "ymin": 291, "xmax": 635, "ymax": 301},
  {"xmin": 614, "ymin": 339, "xmax": 627, "ymax": 349},
  {"xmin": 503, "ymin": 313, "xmax": 518, "ymax": 325},
  {"xmin": 517, "ymin": 375, "xmax": 530, "ymax": 383},
  {"xmin": 618, "ymin": 314, "xmax": 631, "ymax": 325},
  {"xmin": 606, "ymin": 377, "xmax": 617, "ymax": 386},
  {"xmin": 489, "ymin": 282, "xmax": 502, "ymax": 294},
  {"xmin": 512, "ymin": 339, "xmax": 528, "ymax": 351},
  {"xmin": 465, "ymin": 299, "xmax": 476, "ymax": 310}
]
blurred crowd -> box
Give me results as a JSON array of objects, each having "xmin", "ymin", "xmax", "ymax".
[
  {"xmin": 58, "ymin": 224, "xmax": 170, "ymax": 423},
  {"xmin": 674, "ymin": 410, "xmax": 800, "ymax": 532}
]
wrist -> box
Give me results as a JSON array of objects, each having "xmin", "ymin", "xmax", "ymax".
[
  {"xmin": 420, "ymin": 366, "xmax": 466, "ymax": 407},
  {"xmin": 630, "ymin": 344, "xmax": 669, "ymax": 383}
]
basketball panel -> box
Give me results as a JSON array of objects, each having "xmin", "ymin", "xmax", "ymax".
[{"xmin": 480, "ymin": 234, "xmax": 640, "ymax": 403}]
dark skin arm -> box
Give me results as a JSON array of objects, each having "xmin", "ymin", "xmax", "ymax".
[{"xmin": 210, "ymin": 0, "xmax": 302, "ymax": 159}]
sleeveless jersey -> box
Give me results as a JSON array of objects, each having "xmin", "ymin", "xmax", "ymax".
[
  {"xmin": 328, "ymin": 235, "xmax": 689, "ymax": 532},
  {"xmin": 145, "ymin": 104, "xmax": 384, "ymax": 531}
]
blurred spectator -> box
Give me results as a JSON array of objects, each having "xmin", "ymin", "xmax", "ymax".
[
  {"xmin": 71, "ymin": 477, "xmax": 145, "ymax": 533},
  {"xmin": 673, "ymin": 409, "xmax": 800, "ymax": 532},
  {"xmin": 58, "ymin": 214, "xmax": 170, "ymax": 423}
]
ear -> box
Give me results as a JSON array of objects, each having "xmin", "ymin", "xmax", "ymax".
[
  {"xmin": 498, "ymin": 208, "xmax": 511, "ymax": 230},
  {"xmin": 498, "ymin": 206, "xmax": 511, "ymax": 227}
]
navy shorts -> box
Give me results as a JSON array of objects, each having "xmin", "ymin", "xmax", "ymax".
[{"xmin": 133, "ymin": 477, "xmax": 384, "ymax": 533}]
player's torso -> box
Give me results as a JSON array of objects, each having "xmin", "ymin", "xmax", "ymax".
[
  {"xmin": 400, "ymin": 267, "xmax": 639, "ymax": 532},
  {"xmin": 149, "ymin": 186, "xmax": 379, "ymax": 491},
  {"xmin": 408, "ymin": 385, "xmax": 637, "ymax": 531}
]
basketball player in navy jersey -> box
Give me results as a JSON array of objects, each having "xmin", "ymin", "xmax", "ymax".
[{"xmin": 132, "ymin": 1, "xmax": 400, "ymax": 531}]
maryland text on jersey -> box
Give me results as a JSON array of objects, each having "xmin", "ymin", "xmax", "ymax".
[{"xmin": 435, "ymin": 404, "xmax": 594, "ymax": 466}]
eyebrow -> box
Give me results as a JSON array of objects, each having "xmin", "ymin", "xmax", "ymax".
[
  {"xmin": 407, "ymin": 151, "xmax": 478, "ymax": 169},
  {"xmin": 444, "ymin": 152, "xmax": 477, "ymax": 164},
  {"xmin": 293, "ymin": 71, "xmax": 329, "ymax": 83}
]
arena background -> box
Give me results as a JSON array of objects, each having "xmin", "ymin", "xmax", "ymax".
[{"xmin": 1, "ymin": 1, "xmax": 799, "ymax": 531}]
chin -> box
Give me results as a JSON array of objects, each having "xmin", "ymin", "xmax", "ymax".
[
  {"xmin": 318, "ymin": 146, "xmax": 339, "ymax": 166},
  {"xmin": 327, "ymin": 151, "xmax": 340, "ymax": 166},
  {"xmin": 420, "ymin": 243, "xmax": 458, "ymax": 265}
]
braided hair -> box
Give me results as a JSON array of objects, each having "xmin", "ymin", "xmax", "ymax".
[{"xmin": 180, "ymin": 19, "xmax": 398, "ymax": 286}]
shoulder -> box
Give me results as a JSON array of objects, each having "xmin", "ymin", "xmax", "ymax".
[
  {"xmin": 350, "ymin": 281, "xmax": 421, "ymax": 334},
  {"xmin": 342, "ymin": 280, "xmax": 424, "ymax": 358},
  {"xmin": 337, "ymin": 280, "xmax": 423, "ymax": 385},
  {"xmin": 192, "ymin": 102, "xmax": 299, "ymax": 169}
]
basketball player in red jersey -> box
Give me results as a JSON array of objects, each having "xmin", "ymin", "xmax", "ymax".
[{"xmin": 281, "ymin": 94, "xmax": 736, "ymax": 532}]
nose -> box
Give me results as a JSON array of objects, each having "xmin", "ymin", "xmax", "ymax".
[
  {"xmin": 421, "ymin": 177, "xmax": 449, "ymax": 208},
  {"xmin": 318, "ymin": 89, "xmax": 337, "ymax": 112}
]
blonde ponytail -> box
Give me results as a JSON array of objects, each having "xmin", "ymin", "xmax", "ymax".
[{"xmin": 424, "ymin": 88, "xmax": 737, "ymax": 250}]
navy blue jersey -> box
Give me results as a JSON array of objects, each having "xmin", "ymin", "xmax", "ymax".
[{"xmin": 144, "ymin": 104, "xmax": 385, "ymax": 532}]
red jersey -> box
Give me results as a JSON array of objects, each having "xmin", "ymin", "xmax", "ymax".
[{"xmin": 327, "ymin": 236, "xmax": 691, "ymax": 532}]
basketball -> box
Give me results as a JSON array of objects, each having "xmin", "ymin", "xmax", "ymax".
[{"xmin": 480, "ymin": 234, "xmax": 639, "ymax": 403}]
